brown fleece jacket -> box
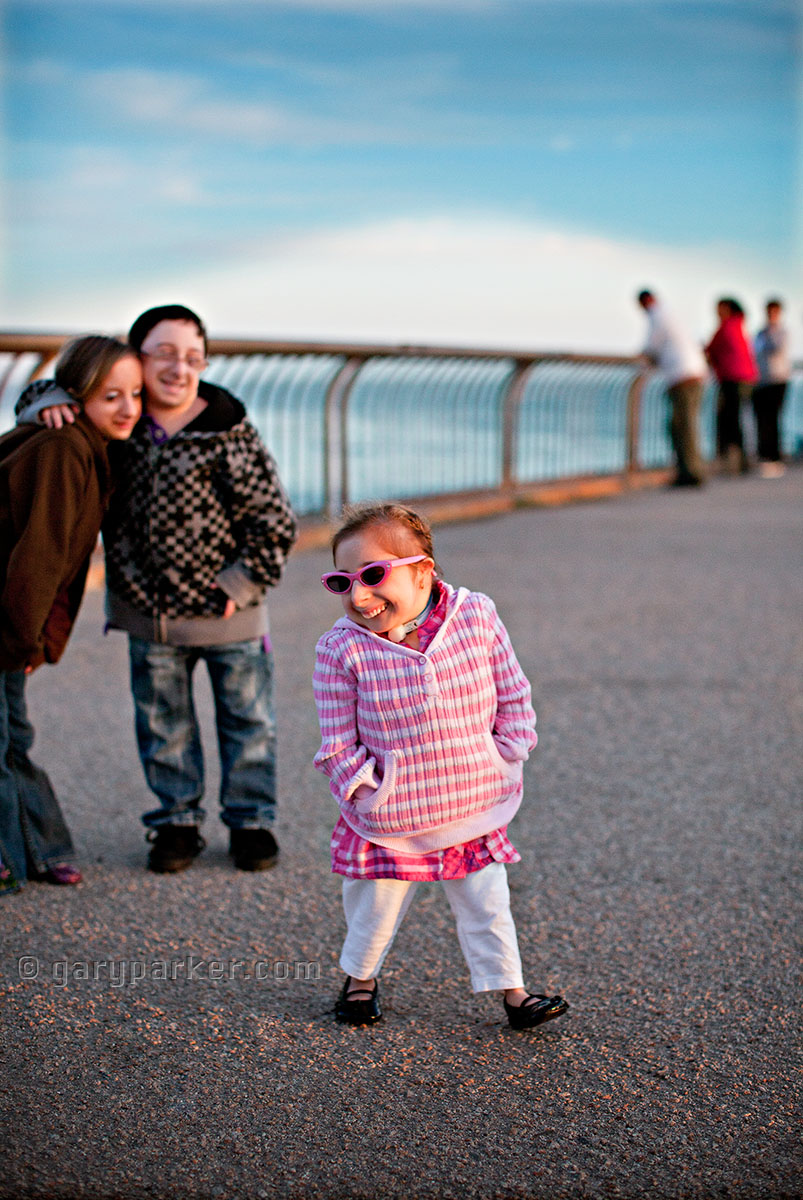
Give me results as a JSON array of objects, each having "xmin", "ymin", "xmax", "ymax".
[{"xmin": 0, "ymin": 415, "xmax": 112, "ymax": 671}]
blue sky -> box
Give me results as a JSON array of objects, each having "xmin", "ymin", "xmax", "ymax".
[{"xmin": 1, "ymin": 0, "xmax": 800, "ymax": 351}]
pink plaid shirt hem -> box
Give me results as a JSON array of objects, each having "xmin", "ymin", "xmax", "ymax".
[{"xmin": 330, "ymin": 816, "xmax": 521, "ymax": 879}]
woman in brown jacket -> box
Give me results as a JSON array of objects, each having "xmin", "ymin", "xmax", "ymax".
[{"xmin": 0, "ymin": 336, "xmax": 141, "ymax": 893}]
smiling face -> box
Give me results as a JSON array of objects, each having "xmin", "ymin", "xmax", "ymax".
[
  {"xmin": 333, "ymin": 526, "xmax": 434, "ymax": 635},
  {"xmin": 139, "ymin": 318, "xmax": 206, "ymax": 418},
  {"xmin": 81, "ymin": 355, "xmax": 142, "ymax": 440}
]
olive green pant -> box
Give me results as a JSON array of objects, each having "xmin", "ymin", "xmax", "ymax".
[{"xmin": 667, "ymin": 378, "xmax": 705, "ymax": 483}]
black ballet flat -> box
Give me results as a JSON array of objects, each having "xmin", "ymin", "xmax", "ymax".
[
  {"xmin": 335, "ymin": 977, "xmax": 382, "ymax": 1026},
  {"xmin": 505, "ymin": 992, "xmax": 569, "ymax": 1030}
]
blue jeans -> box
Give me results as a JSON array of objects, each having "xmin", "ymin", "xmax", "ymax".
[
  {"xmin": 128, "ymin": 638, "xmax": 277, "ymax": 831},
  {"xmin": 0, "ymin": 670, "xmax": 75, "ymax": 892}
]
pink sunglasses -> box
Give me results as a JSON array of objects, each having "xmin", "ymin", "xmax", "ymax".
[{"xmin": 321, "ymin": 555, "xmax": 427, "ymax": 595}]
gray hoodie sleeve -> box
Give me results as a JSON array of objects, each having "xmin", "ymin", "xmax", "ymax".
[{"xmin": 15, "ymin": 380, "xmax": 77, "ymax": 425}]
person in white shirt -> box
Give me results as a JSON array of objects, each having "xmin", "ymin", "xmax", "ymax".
[
  {"xmin": 637, "ymin": 289, "xmax": 707, "ymax": 487},
  {"xmin": 752, "ymin": 298, "xmax": 790, "ymax": 477}
]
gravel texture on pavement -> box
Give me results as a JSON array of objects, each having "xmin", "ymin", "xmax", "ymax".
[{"xmin": 1, "ymin": 469, "xmax": 801, "ymax": 1200}]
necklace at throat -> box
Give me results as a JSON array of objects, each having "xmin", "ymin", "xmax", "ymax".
[{"xmin": 386, "ymin": 589, "xmax": 437, "ymax": 644}]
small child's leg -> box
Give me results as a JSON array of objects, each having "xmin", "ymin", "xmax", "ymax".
[
  {"xmin": 441, "ymin": 863, "xmax": 524, "ymax": 993},
  {"xmin": 340, "ymin": 877, "xmax": 419, "ymax": 980},
  {"xmin": 442, "ymin": 863, "xmax": 568, "ymax": 1029},
  {"xmin": 336, "ymin": 877, "xmax": 419, "ymax": 1024}
]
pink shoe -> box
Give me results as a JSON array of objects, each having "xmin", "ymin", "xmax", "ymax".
[{"xmin": 44, "ymin": 863, "xmax": 83, "ymax": 886}]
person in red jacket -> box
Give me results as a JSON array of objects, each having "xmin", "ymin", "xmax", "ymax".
[
  {"xmin": 705, "ymin": 297, "xmax": 759, "ymax": 473},
  {"xmin": 0, "ymin": 336, "xmax": 141, "ymax": 894}
]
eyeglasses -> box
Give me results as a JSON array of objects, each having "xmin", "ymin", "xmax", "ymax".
[
  {"xmin": 141, "ymin": 350, "xmax": 208, "ymax": 372},
  {"xmin": 321, "ymin": 555, "xmax": 427, "ymax": 595}
]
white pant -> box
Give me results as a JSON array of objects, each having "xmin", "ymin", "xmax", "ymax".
[{"xmin": 340, "ymin": 862, "xmax": 524, "ymax": 993}]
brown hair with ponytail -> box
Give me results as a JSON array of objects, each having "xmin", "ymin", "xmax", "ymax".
[{"xmin": 332, "ymin": 503, "xmax": 438, "ymax": 573}]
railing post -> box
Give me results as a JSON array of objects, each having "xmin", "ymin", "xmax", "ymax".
[
  {"xmin": 500, "ymin": 359, "xmax": 534, "ymax": 495},
  {"xmin": 626, "ymin": 370, "xmax": 648, "ymax": 475},
  {"xmin": 323, "ymin": 355, "xmax": 364, "ymax": 519}
]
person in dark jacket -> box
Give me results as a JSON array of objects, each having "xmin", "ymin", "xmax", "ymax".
[
  {"xmin": 752, "ymin": 298, "xmax": 790, "ymax": 476},
  {"xmin": 0, "ymin": 336, "xmax": 141, "ymax": 894},
  {"xmin": 21, "ymin": 305, "xmax": 297, "ymax": 875},
  {"xmin": 118, "ymin": 306, "xmax": 297, "ymax": 873}
]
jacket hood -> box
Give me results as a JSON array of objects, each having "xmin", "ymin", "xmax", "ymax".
[
  {"xmin": 196, "ymin": 380, "xmax": 247, "ymax": 430},
  {"xmin": 129, "ymin": 379, "xmax": 247, "ymax": 438}
]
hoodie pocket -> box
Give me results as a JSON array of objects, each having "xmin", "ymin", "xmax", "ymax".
[
  {"xmin": 351, "ymin": 750, "xmax": 399, "ymax": 814},
  {"xmin": 482, "ymin": 730, "xmax": 523, "ymax": 784}
]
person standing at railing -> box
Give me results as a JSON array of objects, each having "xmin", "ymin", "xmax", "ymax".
[
  {"xmin": 313, "ymin": 502, "xmax": 569, "ymax": 1030},
  {"xmin": 17, "ymin": 305, "xmax": 297, "ymax": 876},
  {"xmin": 704, "ymin": 297, "xmax": 759, "ymax": 474},
  {"xmin": 636, "ymin": 289, "xmax": 708, "ymax": 488},
  {"xmin": 752, "ymin": 298, "xmax": 790, "ymax": 478}
]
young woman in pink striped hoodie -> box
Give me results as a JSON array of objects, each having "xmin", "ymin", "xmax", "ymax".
[{"xmin": 313, "ymin": 503, "xmax": 569, "ymax": 1029}]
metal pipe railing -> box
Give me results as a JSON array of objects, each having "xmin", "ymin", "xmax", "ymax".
[{"xmin": 2, "ymin": 332, "xmax": 800, "ymax": 524}]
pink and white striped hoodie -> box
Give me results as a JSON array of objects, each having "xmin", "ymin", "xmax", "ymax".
[{"xmin": 313, "ymin": 584, "xmax": 537, "ymax": 854}]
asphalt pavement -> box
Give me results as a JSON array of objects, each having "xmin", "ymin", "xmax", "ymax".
[{"xmin": 1, "ymin": 468, "xmax": 801, "ymax": 1199}]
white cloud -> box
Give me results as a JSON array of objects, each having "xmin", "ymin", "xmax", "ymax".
[
  {"xmin": 223, "ymin": 0, "xmax": 497, "ymax": 7},
  {"xmin": 49, "ymin": 62, "xmax": 480, "ymax": 148},
  {"xmin": 10, "ymin": 146, "xmax": 210, "ymax": 221},
  {"xmin": 6, "ymin": 212, "xmax": 798, "ymax": 356},
  {"xmin": 56, "ymin": 0, "xmax": 500, "ymax": 8},
  {"xmin": 548, "ymin": 135, "xmax": 576, "ymax": 153},
  {"xmin": 83, "ymin": 69, "xmax": 293, "ymax": 141},
  {"xmin": 22, "ymin": 51, "xmax": 728, "ymax": 153},
  {"xmin": 220, "ymin": 48, "xmax": 463, "ymax": 104},
  {"xmin": 173, "ymin": 216, "xmax": 801, "ymax": 354}
]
